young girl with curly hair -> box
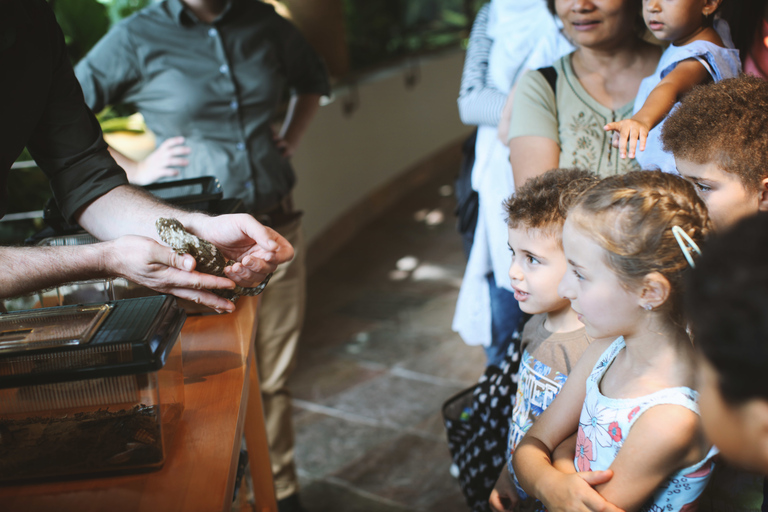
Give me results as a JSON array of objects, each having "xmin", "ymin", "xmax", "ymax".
[{"xmin": 512, "ymin": 171, "xmax": 717, "ymax": 512}]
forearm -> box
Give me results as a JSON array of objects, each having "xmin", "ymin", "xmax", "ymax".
[
  {"xmin": 76, "ymin": 184, "xmax": 209, "ymax": 242},
  {"xmin": 0, "ymin": 244, "xmax": 109, "ymax": 299},
  {"xmin": 279, "ymin": 93, "xmax": 321, "ymax": 149},
  {"xmin": 631, "ymin": 82, "xmax": 679, "ymax": 130},
  {"xmin": 512, "ymin": 437, "xmax": 559, "ymax": 497}
]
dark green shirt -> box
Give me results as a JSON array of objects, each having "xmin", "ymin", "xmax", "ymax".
[
  {"xmin": 75, "ymin": 0, "xmax": 330, "ymax": 212},
  {"xmin": 1, "ymin": 0, "xmax": 128, "ymax": 222}
]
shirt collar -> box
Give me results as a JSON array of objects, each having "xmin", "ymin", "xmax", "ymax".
[{"xmin": 167, "ymin": 0, "xmax": 236, "ymax": 26}]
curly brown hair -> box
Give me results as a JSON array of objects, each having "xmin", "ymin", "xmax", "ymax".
[
  {"xmin": 662, "ymin": 75, "xmax": 768, "ymax": 191},
  {"xmin": 504, "ymin": 167, "xmax": 599, "ymax": 238},
  {"xmin": 569, "ymin": 171, "xmax": 712, "ymax": 326}
]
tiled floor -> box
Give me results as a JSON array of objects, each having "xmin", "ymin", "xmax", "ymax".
[{"xmin": 288, "ymin": 160, "xmax": 486, "ymax": 511}]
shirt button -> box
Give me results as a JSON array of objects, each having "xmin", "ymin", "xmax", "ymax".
[
  {"xmin": 208, "ymin": 28, "xmax": 217, "ymax": 37},
  {"xmin": 219, "ymin": 64, "xmax": 229, "ymax": 74},
  {"xmin": 230, "ymin": 100, "xmax": 239, "ymax": 110},
  {"xmin": 236, "ymin": 142, "xmax": 246, "ymax": 151}
]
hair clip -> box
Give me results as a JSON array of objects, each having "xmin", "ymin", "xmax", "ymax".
[{"xmin": 671, "ymin": 226, "xmax": 702, "ymax": 268}]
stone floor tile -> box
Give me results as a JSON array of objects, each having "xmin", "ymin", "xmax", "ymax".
[
  {"xmin": 332, "ymin": 433, "xmax": 462, "ymax": 510},
  {"xmin": 293, "ymin": 412, "xmax": 400, "ymax": 478},
  {"xmin": 333, "ymin": 325, "xmax": 442, "ymax": 367},
  {"xmin": 320, "ymin": 373, "xmax": 465, "ymax": 429},
  {"xmin": 289, "ymin": 354, "xmax": 387, "ymax": 402},
  {"xmin": 299, "ymin": 480, "xmax": 411, "ymax": 512},
  {"xmin": 395, "ymin": 336, "xmax": 485, "ymax": 387}
]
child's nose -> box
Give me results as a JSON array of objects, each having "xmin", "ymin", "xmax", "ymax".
[
  {"xmin": 508, "ymin": 261, "xmax": 524, "ymax": 282},
  {"xmin": 558, "ymin": 273, "xmax": 575, "ymax": 300},
  {"xmin": 645, "ymin": 0, "xmax": 660, "ymax": 12}
]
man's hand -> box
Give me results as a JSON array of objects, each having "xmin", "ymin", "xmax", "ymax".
[
  {"xmin": 103, "ymin": 235, "xmax": 239, "ymax": 313},
  {"xmin": 185, "ymin": 213, "xmax": 294, "ymax": 289},
  {"xmin": 537, "ymin": 470, "xmax": 624, "ymax": 512},
  {"xmin": 489, "ymin": 465, "xmax": 520, "ymax": 512},
  {"xmin": 133, "ymin": 136, "xmax": 190, "ymax": 185},
  {"xmin": 604, "ymin": 119, "xmax": 650, "ymax": 160}
]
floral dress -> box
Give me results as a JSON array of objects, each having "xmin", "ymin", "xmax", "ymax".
[{"xmin": 575, "ymin": 337, "xmax": 718, "ymax": 512}]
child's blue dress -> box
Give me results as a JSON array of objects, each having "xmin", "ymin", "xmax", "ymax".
[
  {"xmin": 633, "ymin": 40, "xmax": 740, "ymax": 174},
  {"xmin": 576, "ymin": 337, "xmax": 718, "ymax": 512}
]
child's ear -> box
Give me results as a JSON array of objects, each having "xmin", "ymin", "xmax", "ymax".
[
  {"xmin": 638, "ymin": 272, "xmax": 670, "ymax": 310},
  {"xmin": 702, "ymin": 0, "xmax": 722, "ymax": 17},
  {"xmin": 757, "ymin": 177, "xmax": 768, "ymax": 213}
]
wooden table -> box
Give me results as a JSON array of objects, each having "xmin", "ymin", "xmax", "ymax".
[{"xmin": 0, "ymin": 296, "xmax": 277, "ymax": 512}]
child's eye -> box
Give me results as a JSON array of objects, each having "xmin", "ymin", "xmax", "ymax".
[
  {"xmin": 572, "ymin": 269, "xmax": 584, "ymax": 280},
  {"xmin": 695, "ymin": 182, "xmax": 712, "ymax": 193},
  {"xmin": 526, "ymin": 255, "xmax": 539, "ymax": 265}
]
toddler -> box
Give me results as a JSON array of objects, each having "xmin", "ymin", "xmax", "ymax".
[
  {"xmin": 662, "ymin": 75, "xmax": 768, "ymax": 230},
  {"xmin": 489, "ymin": 168, "xmax": 600, "ymax": 512},
  {"xmin": 605, "ymin": 0, "xmax": 740, "ymax": 174},
  {"xmin": 513, "ymin": 171, "xmax": 717, "ymax": 512}
]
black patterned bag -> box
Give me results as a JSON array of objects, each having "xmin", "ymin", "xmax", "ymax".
[{"xmin": 442, "ymin": 316, "xmax": 528, "ymax": 512}]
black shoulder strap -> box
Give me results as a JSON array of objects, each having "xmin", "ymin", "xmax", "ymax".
[{"xmin": 536, "ymin": 66, "xmax": 557, "ymax": 98}]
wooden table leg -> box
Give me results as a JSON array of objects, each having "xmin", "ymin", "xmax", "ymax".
[{"xmin": 244, "ymin": 351, "xmax": 278, "ymax": 512}]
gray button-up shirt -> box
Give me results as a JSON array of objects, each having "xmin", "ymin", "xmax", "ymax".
[{"xmin": 75, "ymin": 0, "xmax": 330, "ymax": 212}]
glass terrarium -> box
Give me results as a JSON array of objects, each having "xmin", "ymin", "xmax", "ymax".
[{"xmin": 0, "ymin": 295, "xmax": 186, "ymax": 482}]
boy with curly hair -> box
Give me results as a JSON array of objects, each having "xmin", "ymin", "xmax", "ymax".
[
  {"xmin": 662, "ymin": 74, "xmax": 768, "ymax": 230},
  {"xmin": 490, "ymin": 168, "xmax": 600, "ymax": 512}
]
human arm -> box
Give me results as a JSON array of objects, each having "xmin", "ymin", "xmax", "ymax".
[
  {"xmin": 497, "ymin": 83, "xmax": 518, "ymax": 143},
  {"xmin": 507, "ymin": 68, "xmax": 561, "ymax": 187},
  {"xmin": 489, "ymin": 464, "xmax": 520, "ymax": 512},
  {"xmin": 604, "ymin": 59, "xmax": 712, "ymax": 159},
  {"xmin": 107, "ymin": 137, "xmax": 189, "ymax": 185},
  {"xmin": 74, "ymin": 185, "xmax": 293, "ymax": 312},
  {"xmin": 457, "ymin": 4, "xmax": 508, "ymax": 127},
  {"xmin": 273, "ymin": 93, "xmax": 322, "ymax": 158},
  {"xmin": 552, "ymin": 432, "xmax": 578, "ymax": 473},
  {"xmin": 513, "ymin": 340, "xmax": 624, "ymax": 512},
  {"xmin": 586, "ymin": 406, "xmax": 708, "ymax": 512}
]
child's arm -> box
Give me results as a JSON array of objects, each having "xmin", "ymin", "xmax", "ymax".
[
  {"xmin": 591, "ymin": 405, "xmax": 708, "ymax": 512},
  {"xmin": 513, "ymin": 340, "xmax": 623, "ymax": 512},
  {"xmin": 604, "ymin": 59, "xmax": 712, "ymax": 159},
  {"xmin": 552, "ymin": 432, "xmax": 578, "ymax": 473},
  {"xmin": 489, "ymin": 465, "xmax": 520, "ymax": 512}
]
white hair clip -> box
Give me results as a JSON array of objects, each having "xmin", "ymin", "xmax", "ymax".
[{"xmin": 671, "ymin": 226, "xmax": 702, "ymax": 269}]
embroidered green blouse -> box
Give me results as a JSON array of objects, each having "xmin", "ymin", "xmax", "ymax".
[{"xmin": 508, "ymin": 55, "xmax": 641, "ymax": 177}]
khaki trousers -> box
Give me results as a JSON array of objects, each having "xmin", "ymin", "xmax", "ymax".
[{"xmin": 253, "ymin": 217, "xmax": 305, "ymax": 500}]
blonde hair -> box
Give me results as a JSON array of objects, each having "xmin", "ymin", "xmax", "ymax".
[{"xmin": 569, "ymin": 171, "xmax": 711, "ymax": 325}]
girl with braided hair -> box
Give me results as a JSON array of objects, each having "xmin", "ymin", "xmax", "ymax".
[{"xmin": 512, "ymin": 171, "xmax": 717, "ymax": 512}]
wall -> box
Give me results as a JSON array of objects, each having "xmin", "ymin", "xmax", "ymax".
[{"xmin": 291, "ymin": 49, "xmax": 473, "ymax": 265}]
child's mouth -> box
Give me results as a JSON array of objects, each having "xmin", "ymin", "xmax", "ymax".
[
  {"xmin": 512, "ymin": 288, "xmax": 529, "ymax": 301},
  {"xmin": 648, "ymin": 21, "xmax": 664, "ymax": 31}
]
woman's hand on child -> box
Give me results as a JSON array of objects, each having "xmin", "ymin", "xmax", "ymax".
[
  {"xmin": 604, "ymin": 119, "xmax": 650, "ymax": 160},
  {"xmin": 537, "ymin": 470, "xmax": 625, "ymax": 512},
  {"xmin": 489, "ymin": 465, "xmax": 520, "ymax": 511}
]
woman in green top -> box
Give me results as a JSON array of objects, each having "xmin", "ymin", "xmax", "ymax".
[{"xmin": 508, "ymin": 0, "xmax": 660, "ymax": 186}]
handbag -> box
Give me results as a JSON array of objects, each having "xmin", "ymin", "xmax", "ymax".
[{"xmin": 442, "ymin": 314, "xmax": 529, "ymax": 512}]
